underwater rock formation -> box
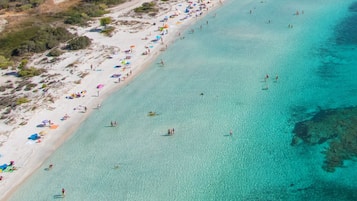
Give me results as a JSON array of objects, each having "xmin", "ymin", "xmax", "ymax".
[{"xmin": 291, "ymin": 106, "xmax": 357, "ymax": 172}]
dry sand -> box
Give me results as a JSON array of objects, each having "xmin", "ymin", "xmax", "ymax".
[{"xmin": 0, "ymin": 0, "xmax": 223, "ymax": 200}]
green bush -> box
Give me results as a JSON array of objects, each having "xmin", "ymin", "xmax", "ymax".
[
  {"xmin": 100, "ymin": 17, "xmax": 112, "ymax": 27},
  {"xmin": 83, "ymin": 0, "xmax": 125, "ymax": 6},
  {"xmin": 47, "ymin": 48, "xmax": 63, "ymax": 57},
  {"xmin": 16, "ymin": 97, "xmax": 30, "ymax": 105},
  {"xmin": 20, "ymin": 4, "xmax": 32, "ymax": 11},
  {"xmin": 18, "ymin": 67, "xmax": 45, "ymax": 78},
  {"xmin": 0, "ymin": 0, "xmax": 45, "ymax": 10},
  {"xmin": 63, "ymin": 3, "xmax": 108, "ymax": 26},
  {"xmin": 10, "ymin": 26, "xmax": 74, "ymax": 57},
  {"xmin": 66, "ymin": 36, "xmax": 91, "ymax": 50},
  {"xmin": 134, "ymin": 2, "xmax": 158, "ymax": 13},
  {"xmin": 24, "ymin": 83, "xmax": 37, "ymax": 91},
  {"xmin": 101, "ymin": 26, "xmax": 115, "ymax": 36},
  {"xmin": 64, "ymin": 13, "xmax": 88, "ymax": 25},
  {"xmin": 0, "ymin": 55, "xmax": 13, "ymax": 70}
]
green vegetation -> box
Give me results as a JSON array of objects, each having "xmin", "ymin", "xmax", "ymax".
[
  {"xmin": 0, "ymin": 0, "xmax": 125, "ymax": 62},
  {"xmin": 18, "ymin": 67, "xmax": 46, "ymax": 78},
  {"xmin": 63, "ymin": 3, "xmax": 108, "ymax": 26},
  {"xmin": 0, "ymin": 56, "xmax": 13, "ymax": 69},
  {"xmin": 66, "ymin": 36, "xmax": 91, "ymax": 50},
  {"xmin": 82, "ymin": 0, "xmax": 126, "ymax": 5},
  {"xmin": 24, "ymin": 83, "xmax": 37, "ymax": 91},
  {"xmin": 0, "ymin": 26, "xmax": 74, "ymax": 58},
  {"xmin": 12, "ymin": 26, "xmax": 75, "ymax": 57},
  {"xmin": 100, "ymin": 17, "xmax": 112, "ymax": 27},
  {"xmin": 47, "ymin": 48, "xmax": 63, "ymax": 57},
  {"xmin": 101, "ymin": 26, "xmax": 115, "ymax": 36},
  {"xmin": 0, "ymin": 0, "xmax": 133, "ymax": 64},
  {"xmin": 0, "ymin": 0, "xmax": 45, "ymax": 10},
  {"xmin": 134, "ymin": 2, "xmax": 158, "ymax": 14},
  {"xmin": 16, "ymin": 97, "xmax": 30, "ymax": 105}
]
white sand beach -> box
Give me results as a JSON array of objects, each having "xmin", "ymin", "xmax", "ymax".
[{"xmin": 0, "ymin": 0, "xmax": 223, "ymax": 199}]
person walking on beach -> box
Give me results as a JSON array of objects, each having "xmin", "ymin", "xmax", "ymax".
[
  {"xmin": 62, "ymin": 188, "xmax": 65, "ymax": 197},
  {"xmin": 230, "ymin": 130, "xmax": 233, "ymax": 136},
  {"xmin": 160, "ymin": 59, "xmax": 165, "ymax": 66}
]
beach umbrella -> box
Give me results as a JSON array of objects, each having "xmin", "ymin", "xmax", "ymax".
[
  {"xmin": 42, "ymin": 120, "xmax": 49, "ymax": 124},
  {"xmin": 156, "ymin": 35, "xmax": 161, "ymax": 40},
  {"xmin": 39, "ymin": 130, "xmax": 48, "ymax": 135},
  {"xmin": 50, "ymin": 125, "xmax": 58, "ymax": 129},
  {"xmin": 97, "ymin": 84, "xmax": 104, "ymax": 89}
]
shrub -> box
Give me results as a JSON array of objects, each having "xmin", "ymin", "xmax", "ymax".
[
  {"xmin": 64, "ymin": 13, "xmax": 87, "ymax": 25},
  {"xmin": 66, "ymin": 36, "xmax": 91, "ymax": 50},
  {"xmin": 100, "ymin": 26, "xmax": 115, "ymax": 36},
  {"xmin": 18, "ymin": 59, "xmax": 28, "ymax": 70},
  {"xmin": 20, "ymin": 4, "xmax": 32, "ymax": 11},
  {"xmin": 18, "ymin": 67, "xmax": 46, "ymax": 78},
  {"xmin": 63, "ymin": 3, "xmax": 108, "ymax": 26},
  {"xmin": 100, "ymin": 17, "xmax": 112, "ymax": 27},
  {"xmin": 47, "ymin": 48, "xmax": 63, "ymax": 57},
  {"xmin": 16, "ymin": 97, "xmax": 30, "ymax": 105},
  {"xmin": 0, "ymin": 55, "xmax": 13, "ymax": 70},
  {"xmin": 83, "ymin": 0, "xmax": 125, "ymax": 5},
  {"xmin": 134, "ymin": 2, "xmax": 158, "ymax": 13},
  {"xmin": 10, "ymin": 26, "xmax": 74, "ymax": 56},
  {"xmin": 24, "ymin": 83, "xmax": 37, "ymax": 91}
]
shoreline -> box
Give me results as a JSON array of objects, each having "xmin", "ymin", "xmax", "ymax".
[{"xmin": 0, "ymin": 0, "xmax": 223, "ymax": 200}]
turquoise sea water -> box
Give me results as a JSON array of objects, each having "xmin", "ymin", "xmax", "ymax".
[{"xmin": 8, "ymin": 0, "xmax": 357, "ymax": 200}]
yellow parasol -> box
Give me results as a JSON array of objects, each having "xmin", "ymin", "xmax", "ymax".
[{"xmin": 39, "ymin": 130, "xmax": 48, "ymax": 135}]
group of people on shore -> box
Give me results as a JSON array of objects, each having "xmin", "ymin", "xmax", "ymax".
[
  {"xmin": 111, "ymin": 121, "xmax": 118, "ymax": 127},
  {"xmin": 168, "ymin": 128, "xmax": 175, "ymax": 135}
]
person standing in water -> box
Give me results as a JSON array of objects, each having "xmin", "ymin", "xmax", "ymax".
[{"xmin": 62, "ymin": 188, "xmax": 65, "ymax": 197}]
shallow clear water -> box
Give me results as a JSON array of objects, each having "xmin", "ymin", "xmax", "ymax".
[{"xmin": 8, "ymin": 0, "xmax": 357, "ymax": 200}]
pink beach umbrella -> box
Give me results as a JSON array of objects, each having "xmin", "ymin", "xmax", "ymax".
[{"xmin": 96, "ymin": 84, "xmax": 104, "ymax": 89}]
